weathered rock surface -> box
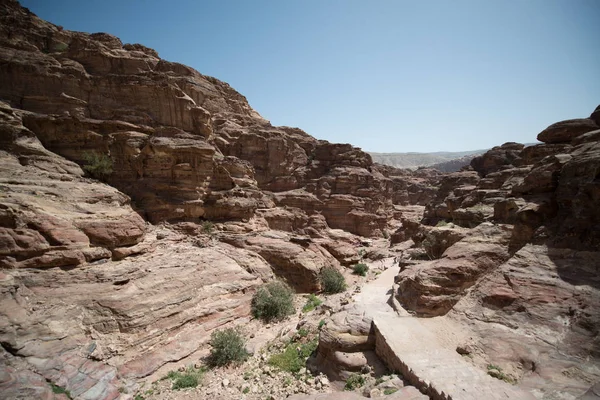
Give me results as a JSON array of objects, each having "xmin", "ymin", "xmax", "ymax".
[
  {"xmin": 394, "ymin": 109, "xmax": 600, "ymax": 398},
  {"xmin": 0, "ymin": 1, "xmax": 414, "ymax": 398},
  {"xmin": 375, "ymin": 164, "xmax": 441, "ymax": 206},
  {"xmin": 537, "ymin": 119, "xmax": 599, "ymax": 144},
  {"xmin": 1, "ymin": 223, "xmax": 276, "ymax": 398},
  {"xmin": 315, "ymin": 303, "xmax": 378, "ymax": 380},
  {"xmin": 2, "ymin": 1, "xmax": 600, "ymax": 399},
  {"xmin": 0, "ymin": 102, "xmax": 145, "ymax": 270},
  {"xmin": 396, "ymin": 223, "xmax": 511, "ymax": 316},
  {"xmin": 0, "ymin": 0, "xmax": 394, "ymax": 236}
]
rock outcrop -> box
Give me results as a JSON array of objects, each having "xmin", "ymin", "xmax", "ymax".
[
  {"xmin": 395, "ymin": 108, "xmax": 600, "ymax": 398},
  {"xmin": 0, "ymin": 1, "xmax": 403, "ymax": 398},
  {"xmin": 0, "ymin": 0, "xmax": 393, "ymax": 237}
]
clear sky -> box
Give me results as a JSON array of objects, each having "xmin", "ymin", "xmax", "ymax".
[{"xmin": 21, "ymin": 0, "xmax": 600, "ymax": 152}]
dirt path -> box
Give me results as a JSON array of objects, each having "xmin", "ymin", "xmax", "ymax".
[{"xmin": 353, "ymin": 258, "xmax": 536, "ymax": 400}]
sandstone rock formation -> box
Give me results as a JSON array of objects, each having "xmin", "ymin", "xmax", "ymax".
[
  {"xmin": 1, "ymin": 0, "xmax": 599, "ymax": 399},
  {"xmin": 0, "ymin": 1, "xmax": 403, "ymax": 398},
  {"xmin": 394, "ymin": 108, "xmax": 600, "ymax": 398},
  {"xmin": 0, "ymin": 0, "xmax": 394, "ymax": 237}
]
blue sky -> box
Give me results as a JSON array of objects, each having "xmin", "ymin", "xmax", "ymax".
[{"xmin": 21, "ymin": 0, "xmax": 600, "ymax": 152}]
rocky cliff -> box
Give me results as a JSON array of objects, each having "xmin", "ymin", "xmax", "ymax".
[
  {"xmin": 393, "ymin": 109, "xmax": 600, "ymax": 398},
  {"xmin": 0, "ymin": 0, "xmax": 394, "ymax": 238},
  {"xmin": 0, "ymin": 0, "xmax": 407, "ymax": 398}
]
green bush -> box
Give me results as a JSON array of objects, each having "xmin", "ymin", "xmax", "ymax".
[
  {"xmin": 352, "ymin": 263, "xmax": 369, "ymax": 277},
  {"xmin": 82, "ymin": 151, "xmax": 113, "ymax": 181},
  {"xmin": 202, "ymin": 221, "xmax": 214, "ymax": 234},
  {"xmin": 172, "ymin": 374, "xmax": 198, "ymax": 390},
  {"xmin": 268, "ymin": 339, "xmax": 318, "ymax": 374},
  {"xmin": 207, "ymin": 328, "xmax": 249, "ymax": 367},
  {"xmin": 51, "ymin": 384, "xmax": 72, "ymax": 399},
  {"xmin": 320, "ymin": 267, "xmax": 346, "ymax": 294},
  {"xmin": 163, "ymin": 366, "xmax": 205, "ymax": 390},
  {"xmin": 487, "ymin": 364, "xmax": 515, "ymax": 384},
  {"xmin": 344, "ymin": 373, "xmax": 366, "ymax": 391},
  {"xmin": 53, "ymin": 42, "xmax": 69, "ymax": 52},
  {"xmin": 251, "ymin": 281, "xmax": 295, "ymax": 322},
  {"xmin": 297, "ymin": 327, "xmax": 309, "ymax": 338},
  {"xmin": 302, "ymin": 293, "xmax": 322, "ymax": 312},
  {"xmin": 384, "ymin": 388, "xmax": 398, "ymax": 395}
]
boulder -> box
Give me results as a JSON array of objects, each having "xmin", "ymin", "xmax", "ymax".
[{"xmin": 537, "ymin": 119, "xmax": 599, "ymax": 144}]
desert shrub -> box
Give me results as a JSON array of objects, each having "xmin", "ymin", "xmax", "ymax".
[
  {"xmin": 163, "ymin": 366, "xmax": 205, "ymax": 390},
  {"xmin": 53, "ymin": 42, "xmax": 69, "ymax": 52},
  {"xmin": 344, "ymin": 373, "xmax": 366, "ymax": 390},
  {"xmin": 352, "ymin": 263, "xmax": 369, "ymax": 276},
  {"xmin": 487, "ymin": 364, "xmax": 515, "ymax": 384},
  {"xmin": 318, "ymin": 319, "xmax": 326, "ymax": 330},
  {"xmin": 320, "ymin": 267, "xmax": 346, "ymax": 294},
  {"xmin": 302, "ymin": 293, "xmax": 322, "ymax": 312},
  {"xmin": 268, "ymin": 338, "xmax": 318, "ymax": 374},
  {"xmin": 201, "ymin": 221, "xmax": 214, "ymax": 234},
  {"xmin": 384, "ymin": 388, "xmax": 398, "ymax": 395},
  {"xmin": 51, "ymin": 384, "xmax": 72, "ymax": 399},
  {"xmin": 172, "ymin": 374, "xmax": 197, "ymax": 390},
  {"xmin": 251, "ymin": 281, "xmax": 295, "ymax": 322},
  {"xmin": 82, "ymin": 152, "xmax": 113, "ymax": 181},
  {"xmin": 297, "ymin": 327, "xmax": 309, "ymax": 338},
  {"xmin": 207, "ymin": 328, "xmax": 248, "ymax": 367}
]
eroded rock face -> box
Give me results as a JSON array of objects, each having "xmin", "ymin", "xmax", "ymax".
[
  {"xmin": 374, "ymin": 164, "xmax": 441, "ymax": 206},
  {"xmin": 0, "ymin": 2, "xmax": 416, "ymax": 398},
  {"xmin": 396, "ymin": 223, "xmax": 511, "ymax": 316},
  {"xmin": 0, "ymin": 102, "xmax": 145, "ymax": 270},
  {"xmin": 221, "ymin": 231, "xmax": 341, "ymax": 292},
  {"xmin": 0, "ymin": 226, "xmax": 274, "ymax": 397},
  {"xmin": 0, "ymin": 0, "xmax": 395, "ymax": 236},
  {"xmin": 452, "ymin": 244, "xmax": 600, "ymax": 397},
  {"xmin": 394, "ymin": 109, "xmax": 600, "ymax": 398}
]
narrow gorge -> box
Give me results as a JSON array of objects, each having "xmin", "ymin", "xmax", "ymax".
[{"xmin": 0, "ymin": 1, "xmax": 598, "ymax": 399}]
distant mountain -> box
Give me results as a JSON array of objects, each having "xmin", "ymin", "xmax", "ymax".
[{"xmin": 369, "ymin": 149, "xmax": 487, "ymax": 170}]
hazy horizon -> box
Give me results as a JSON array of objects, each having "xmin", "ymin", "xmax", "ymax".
[{"xmin": 21, "ymin": 0, "xmax": 600, "ymax": 152}]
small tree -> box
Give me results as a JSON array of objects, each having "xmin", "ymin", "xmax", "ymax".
[
  {"xmin": 207, "ymin": 328, "xmax": 248, "ymax": 367},
  {"xmin": 251, "ymin": 281, "xmax": 295, "ymax": 322},
  {"xmin": 320, "ymin": 267, "xmax": 346, "ymax": 294},
  {"xmin": 82, "ymin": 151, "xmax": 113, "ymax": 181}
]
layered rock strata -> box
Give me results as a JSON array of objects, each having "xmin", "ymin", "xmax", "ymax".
[
  {"xmin": 0, "ymin": 0, "xmax": 394, "ymax": 237},
  {"xmin": 394, "ymin": 109, "xmax": 600, "ymax": 398}
]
